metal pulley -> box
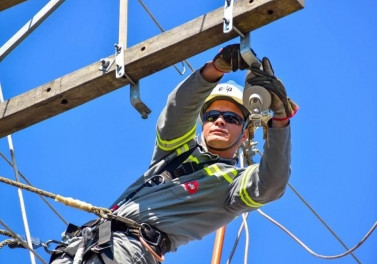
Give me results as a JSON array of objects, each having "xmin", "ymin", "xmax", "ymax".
[{"xmin": 239, "ymin": 32, "xmax": 271, "ymax": 127}]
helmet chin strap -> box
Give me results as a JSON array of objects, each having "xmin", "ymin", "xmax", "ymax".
[{"xmin": 203, "ymin": 120, "xmax": 249, "ymax": 152}]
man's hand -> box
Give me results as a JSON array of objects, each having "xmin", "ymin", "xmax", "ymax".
[
  {"xmin": 212, "ymin": 44, "xmax": 250, "ymax": 73},
  {"xmin": 246, "ymin": 57, "xmax": 299, "ymax": 121}
]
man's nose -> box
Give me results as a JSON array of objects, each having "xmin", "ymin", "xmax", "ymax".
[{"xmin": 214, "ymin": 115, "xmax": 226, "ymax": 125}]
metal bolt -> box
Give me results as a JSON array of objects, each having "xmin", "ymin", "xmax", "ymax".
[
  {"xmin": 223, "ymin": 18, "xmax": 229, "ymax": 24},
  {"xmin": 114, "ymin": 44, "xmax": 122, "ymax": 53}
]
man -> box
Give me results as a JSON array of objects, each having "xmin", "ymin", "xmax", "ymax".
[{"xmin": 50, "ymin": 44, "xmax": 298, "ymax": 264}]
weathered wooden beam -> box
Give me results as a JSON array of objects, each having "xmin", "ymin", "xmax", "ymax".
[
  {"xmin": 0, "ymin": 0, "xmax": 27, "ymax": 11},
  {"xmin": 0, "ymin": 0, "xmax": 304, "ymax": 138}
]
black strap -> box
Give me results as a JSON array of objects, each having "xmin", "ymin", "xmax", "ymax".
[
  {"xmin": 120, "ymin": 146, "xmax": 197, "ymax": 205},
  {"xmin": 161, "ymin": 147, "xmax": 196, "ymax": 176}
]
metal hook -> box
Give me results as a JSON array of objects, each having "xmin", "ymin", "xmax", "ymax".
[
  {"xmin": 42, "ymin": 239, "xmax": 68, "ymax": 254},
  {"xmin": 173, "ymin": 61, "xmax": 186, "ymax": 75},
  {"xmin": 130, "ymin": 81, "xmax": 152, "ymax": 119}
]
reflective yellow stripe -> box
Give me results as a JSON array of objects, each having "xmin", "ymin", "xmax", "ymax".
[
  {"xmin": 176, "ymin": 143, "xmax": 189, "ymax": 155},
  {"xmin": 204, "ymin": 166, "xmax": 213, "ymax": 175},
  {"xmin": 156, "ymin": 125, "xmax": 196, "ymax": 151},
  {"xmin": 240, "ymin": 166, "xmax": 263, "ymax": 208},
  {"xmin": 187, "ymin": 155, "xmax": 199, "ymax": 164},
  {"xmin": 203, "ymin": 164, "xmax": 237, "ymax": 183},
  {"xmin": 223, "ymin": 168, "xmax": 237, "ymax": 183}
]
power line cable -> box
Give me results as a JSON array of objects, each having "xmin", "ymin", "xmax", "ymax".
[
  {"xmin": 0, "ymin": 83, "xmax": 36, "ymax": 264},
  {"xmin": 137, "ymin": 0, "xmax": 195, "ymax": 73},
  {"xmin": 257, "ymin": 209, "xmax": 377, "ymax": 260},
  {"xmin": 255, "ymin": 145, "xmax": 363, "ymax": 263},
  {"xmin": 288, "ymin": 183, "xmax": 361, "ymax": 263},
  {"xmin": 0, "ymin": 151, "xmax": 69, "ymax": 226},
  {"xmin": 0, "ymin": 220, "xmax": 48, "ymax": 264}
]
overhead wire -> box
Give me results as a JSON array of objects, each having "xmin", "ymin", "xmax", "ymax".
[
  {"xmin": 253, "ymin": 145, "xmax": 364, "ymax": 261},
  {"xmin": 0, "ymin": 220, "xmax": 48, "ymax": 264},
  {"xmin": 137, "ymin": 0, "xmax": 195, "ymax": 74},
  {"xmin": 288, "ymin": 183, "xmax": 361, "ymax": 263},
  {"xmin": 227, "ymin": 136, "xmax": 374, "ymax": 262},
  {"xmin": 1, "ymin": 1, "xmax": 375, "ymax": 262},
  {"xmin": 0, "ymin": 151, "xmax": 69, "ymax": 226},
  {"xmin": 0, "ymin": 83, "xmax": 36, "ymax": 264},
  {"xmin": 257, "ymin": 209, "xmax": 377, "ymax": 260},
  {"xmin": 225, "ymin": 212, "xmax": 249, "ymax": 264}
]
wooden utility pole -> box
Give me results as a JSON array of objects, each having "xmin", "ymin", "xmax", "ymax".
[
  {"xmin": 0, "ymin": 0, "xmax": 304, "ymax": 138},
  {"xmin": 0, "ymin": 0, "xmax": 27, "ymax": 11}
]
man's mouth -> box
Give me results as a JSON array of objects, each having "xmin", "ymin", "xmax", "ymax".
[{"xmin": 210, "ymin": 128, "xmax": 228, "ymax": 136}]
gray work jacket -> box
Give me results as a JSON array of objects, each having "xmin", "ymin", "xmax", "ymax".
[{"xmin": 112, "ymin": 66, "xmax": 291, "ymax": 252}]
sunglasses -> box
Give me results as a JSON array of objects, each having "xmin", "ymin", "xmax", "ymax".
[{"xmin": 202, "ymin": 110, "xmax": 245, "ymax": 126}]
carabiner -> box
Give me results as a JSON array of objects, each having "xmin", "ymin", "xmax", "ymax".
[{"xmin": 42, "ymin": 239, "xmax": 68, "ymax": 254}]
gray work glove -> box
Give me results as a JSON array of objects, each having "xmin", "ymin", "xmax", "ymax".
[
  {"xmin": 246, "ymin": 57, "xmax": 299, "ymax": 120},
  {"xmin": 212, "ymin": 44, "xmax": 250, "ymax": 72}
]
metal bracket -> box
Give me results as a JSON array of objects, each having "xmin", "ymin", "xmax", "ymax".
[
  {"xmin": 240, "ymin": 32, "xmax": 270, "ymax": 127},
  {"xmin": 240, "ymin": 32, "xmax": 261, "ymax": 69},
  {"xmin": 223, "ymin": 0, "xmax": 234, "ymax": 33},
  {"xmin": 114, "ymin": 43, "xmax": 151, "ymax": 119},
  {"xmin": 98, "ymin": 58, "xmax": 114, "ymax": 73},
  {"xmin": 115, "ymin": 43, "xmax": 125, "ymax": 78},
  {"xmin": 247, "ymin": 94, "xmax": 263, "ymax": 127},
  {"xmin": 130, "ymin": 82, "xmax": 151, "ymax": 119}
]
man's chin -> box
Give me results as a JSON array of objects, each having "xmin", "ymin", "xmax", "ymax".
[{"xmin": 206, "ymin": 138, "xmax": 229, "ymax": 149}]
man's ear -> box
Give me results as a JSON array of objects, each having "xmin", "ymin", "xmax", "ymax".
[{"xmin": 240, "ymin": 128, "xmax": 248, "ymax": 143}]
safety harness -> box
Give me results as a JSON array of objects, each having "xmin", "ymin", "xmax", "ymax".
[
  {"xmin": 50, "ymin": 144, "xmax": 222, "ymax": 264},
  {"xmin": 49, "ymin": 217, "xmax": 170, "ymax": 264}
]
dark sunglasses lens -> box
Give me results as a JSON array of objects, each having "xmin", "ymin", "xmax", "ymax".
[
  {"xmin": 204, "ymin": 112, "xmax": 220, "ymax": 122},
  {"xmin": 223, "ymin": 113, "xmax": 242, "ymax": 125},
  {"xmin": 203, "ymin": 111, "xmax": 243, "ymax": 125}
]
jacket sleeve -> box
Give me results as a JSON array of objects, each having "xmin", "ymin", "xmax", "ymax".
[
  {"xmin": 227, "ymin": 122, "xmax": 291, "ymax": 212},
  {"xmin": 150, "ymin": 65, "xmax": 220, "ymax": 165}
]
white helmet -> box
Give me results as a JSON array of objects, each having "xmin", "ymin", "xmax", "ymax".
[{"xmin": 200, "ymin": 81, "xmax": 250, "ymax": 121}]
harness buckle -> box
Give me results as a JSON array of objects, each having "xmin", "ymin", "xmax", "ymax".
[{"xmin": 139, "ymin": 223, "xmax": 162, "ymax": 247}]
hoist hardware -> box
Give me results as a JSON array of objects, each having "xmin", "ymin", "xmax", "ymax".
[
  {"xmin": 240, "ymin": 32, "xmax": 270, "ymax": 127},
  {"xmin": 240, "ymin": 32, "xmax": 261, "ymax": 69}
]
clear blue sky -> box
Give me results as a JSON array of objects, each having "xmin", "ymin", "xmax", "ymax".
[{"xmin": 1, "ymin": 0, "xmax": 376, "ymax": 263}]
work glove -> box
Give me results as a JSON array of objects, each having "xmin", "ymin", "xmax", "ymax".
[
  {"xmin": 212, "ymin": 44, "xmax": 250, "ymax": 72},
  {"xmin": 246, "ymin": 57, "xmax": 299, "ymax": 121}
]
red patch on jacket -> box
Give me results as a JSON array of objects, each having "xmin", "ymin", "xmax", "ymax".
[{"xmin": 183, "ymin": 181, "xmax": 199, "ymax": 194}]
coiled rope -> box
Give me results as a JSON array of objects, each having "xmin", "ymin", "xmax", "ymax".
[{"xmin": 0, "ymin": 229, "xmax": 13, "ymax": 249}]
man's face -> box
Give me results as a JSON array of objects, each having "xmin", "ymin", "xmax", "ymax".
[{"xmin": 202, "ymin": 100, "xmax": 247, "ymax": 155}]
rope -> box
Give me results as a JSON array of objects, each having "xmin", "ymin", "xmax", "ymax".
[
  {"xmin": 0, "ymin": 239, "xmax": 13, "ymax": 249},
  {"xmin": 258, "ymin": 209, "xmax": 377, "ymax": 259},
  {"xmin": 0, "ymin": 151, "xmax": 69, "ymax": 225},
  {"xmin": 0, "ymin": 220, "xmax": 48, "ymax": 264},
  {"xmin": 0, "ymin": 229, "xmax": 13, "ymax": 238},
  {"xmin": 0, "ymin": 229, "xmax": 16, "ymax": 249},
  {"xmin": 0, "ymin": 176, "xmax": 111, "ymax": 218}
]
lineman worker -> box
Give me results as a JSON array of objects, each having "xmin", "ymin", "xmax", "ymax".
[{"xmin": 50, "ymin": 44, "xmax": 298, "ymax": 264}]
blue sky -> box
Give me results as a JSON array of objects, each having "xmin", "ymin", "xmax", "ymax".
[{"xmin": 0, "ymin": 0, "xmax": 376, "ymax": 263}]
